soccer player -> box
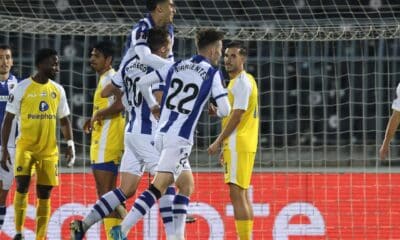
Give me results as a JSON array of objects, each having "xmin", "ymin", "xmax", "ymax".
[
  {"xmin": 208, "ymin": 42, "xmax": 259, "ymax": 240},
  {"xmin": 0, "ymin": 45, "xmax": 19, "ymax": 231},
  {"xmin": 380, "ymin": 83, "xmax": 400, "ymax": 160},
  {"xmin": 70, "ymin": 28, "xmax": 176, "ymax": 240},
  {"xmin": 83, "ymin": 40, "xmax": 125, "ymax": 239},
  {"xmin": 110, "ymin": 28, "xmax": 231, "ymax": 240},
  {"xmin": 1, "ymin": 48, "xmax": 75, "ymax": 240}
]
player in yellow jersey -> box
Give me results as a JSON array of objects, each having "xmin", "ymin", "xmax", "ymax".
[
  {"xmin": 1, "ymin": 48, "xmax": 75, "ymax": 240},
  {"xmin": 83, "ymin": 40, "xmax": 125, "ymax": 239},
  {"xmin": 208, "ymin": 41, "xmax": 259, "ymax": 240}
]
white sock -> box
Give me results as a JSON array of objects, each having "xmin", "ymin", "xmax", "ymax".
[
  {"xmin": 173, "ymin": 194, "xmax": 189, "ymax": 239},
  {"xmin": 159, "ymin": 186, "xmax": 176, "ymax": 236}
]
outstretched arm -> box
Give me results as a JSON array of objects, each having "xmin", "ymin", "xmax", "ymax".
[{"xmin": 380, "ymin": 110, "xmax": 400, "ymax": 160}]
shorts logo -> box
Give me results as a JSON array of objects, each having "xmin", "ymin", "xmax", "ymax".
[
  {"xmin": 51, "ymin": 92, "xmax": 57, "ymax": 99},
  {"xmin": 8, "ymin": 94, "xmax": 14, "ymax": 103},
  {"xmin": 16, "ymin": 166, "xmax": 22, "ymax": 172},
  {"xmin": 39, "ymin": 101, "xmax": 49, "ymax": 112},
  {"xmin": 9, "ymin": 84, "xmax": 14, "ymax": 89}
]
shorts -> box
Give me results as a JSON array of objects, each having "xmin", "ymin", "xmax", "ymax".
[
  {"xmin": 0, "ymin": 147, "xmax": 15, "ymax": 190},
  {"xmin": 119, "ymin": 133, "xmax": 159, "ymax": 176},
  {"xmin": 223, "ymin": 150, "xmax": 255, "ymax": 189},
  {"xmin": 14, "ymin": 149, "xmax": 59, "ymax": 186},
  {"xmin": 154, "ymin": 133, "xmax": 192, "ymax": 181},
  {"xmin": 91, "ymin": 162, "xmax": 119, "ymax": 176}
]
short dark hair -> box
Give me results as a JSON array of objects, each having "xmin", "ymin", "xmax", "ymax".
[
  {"xmin": 35, "ymin": 48, "xmax": 57, "ymax": 67},
  {"xmin": 0, "ymin": 44, "xmax": 12, "ymax": 52},
  {"xmin": 225, "ymin": 41, "xmax": 247, "ymax": 57},
  {"xmin": 148, "ymin": 28, "xmax": 170, "ymax": 52},
  {"xmin": 93, "ymin": 40, "xmax": 115, "ymax": 59},
  {"xmin": 146, "ymin": 0, "xmax": 168, "ymax": 11},
  {"xmin": 195, "ymin": 29, "xmax": 225, "ymax": 51}
]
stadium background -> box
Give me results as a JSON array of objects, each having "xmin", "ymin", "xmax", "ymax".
[{"xmin": 0, "ymin": 0, "xmax": 400, "ymax": 239}]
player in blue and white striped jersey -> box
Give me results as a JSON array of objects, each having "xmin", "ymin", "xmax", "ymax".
[
  {"xmin": 70, "ymin": 28, "xmax": 178, "ymax": 240},
  {"xmin": 110, "ymin": 29, "xmax": 231, "ymax": 240},
  {"xmin": 0, "ymin": 45, "xmax": 19, "ymax": 232},
  {"xmin": 112, "ymin": 0, "xmax": 176, "ymax": 87}
]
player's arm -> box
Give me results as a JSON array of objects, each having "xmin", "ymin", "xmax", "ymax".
[
  {"xmin": 1, "ymin": 112, "xmax": 15, "ymax": 171},
  {"xmin": 135, "ymin": 43, "xmax": 171, "ymax": 70},
  {"xmin": 380, "ymin": 110, "xmax": 400, "ymax": 160},
  {"xmin": 137, "ymin": 70, "xmax": 167, "ymax": 119}
]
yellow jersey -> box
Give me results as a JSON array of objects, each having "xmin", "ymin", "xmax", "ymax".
[
  {"xmin": 222, "ymin": 71, "xmax": 259, "ymax": 152},
  {"xmin": 6, "ymin": 77, "xmax": 70, "ymax": 156},
  {"xmin": 90, "ymin": 68, "xmax": 125, "ymax": 163}
]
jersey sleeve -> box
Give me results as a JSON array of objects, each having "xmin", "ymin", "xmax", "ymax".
[
  {"xmin": 211, "ymin": 70, "xmax": 228, "ymax": 100},
  {"xmin": 6, "ymin": 83, "xmax": 24, "ymax": 115},
  {"xmin": 231, "ymin": 74, "xmax": 252, "ymax": 110},
  {"xmin": 393, "ymin": 83, "xmax": 400, "ymax": 111},
  {"xmin": 57, "ymin": 86, "xmax": 71, "ymax": 118}
]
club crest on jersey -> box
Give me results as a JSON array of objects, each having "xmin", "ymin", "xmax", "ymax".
[
  {"xmin": 39, "ymin": 101, "xmax": 49, "ymax": 112},
  {"xmin": 51, "ymin": 91, "xmax": 57, "ymax": 99},
  {"xmin": 8, "ymin": 94, "xmax": 14, "ymax": 103}
]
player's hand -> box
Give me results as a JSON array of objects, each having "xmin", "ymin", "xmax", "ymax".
[
  {"xmin": 219, "ymin": 152, "xmax": 224, "ymax": 166},
  {"xmin": 151, "ymin": 105, "xmax": 161, "ymax": 120},
  {"xmin": 208, "ymin": 103, "xmax": 217, "ymax": 116},
  {"xmin": 90, "ymin": 112, "xmax": 103, "ymax": 130},
  {"xmin": 208, "ymin": 139, "xmax": 221, "ymax": 155},
  {"xmin": 65, "ymin": 141, "xmax": 76, "ymax": 167},
  {"xmin": 1, "ymin": 148, "xmax": 10, "ymax": 172},
  {"xmin": 379, "ymin": 144, "xmax": 389, "ymax": 160},
  {"xmin": 83, "ymin": 119, "xmax": 92, "ymax": 134}
]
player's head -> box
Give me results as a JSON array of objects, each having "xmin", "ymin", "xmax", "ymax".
[
  {"xmin": 195, "ymin": 29, "xmax": 225, "ymax": 66},
  {"xmin": 147, "ymin": 0, "xmax": 176, "ymax": 26},
  {"xmin": 148, "ymin": 28, "xmax": 172, "ymax": 59},
  {"xmin": 35, "ymin": 48, "xmax": 59, "ymax": 80},
  {"xmin": 224, "ymin": 41, "xmax": 247, "ymax": 75},
  {"xmin": 0, "ymin": 45, "xmax": 13, "ymax": 76},
  {"xmin": 90, "ymin": 40, "xmax": 115, "ymax": 74}
]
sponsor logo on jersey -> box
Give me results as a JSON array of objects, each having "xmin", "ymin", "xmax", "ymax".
[{"xmin": 39, "ymin": 101, "xmax": 49, "ymax": 112}]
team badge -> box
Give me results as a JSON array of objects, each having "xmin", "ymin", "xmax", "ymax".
[
  {"xmin": 51, "ymin": 91, "xmax": 57, "ymax": 99},
  {"xmin": 8, "ymin": 94, "xmax": 14, "ymax": 103},
  {"xmin": 39, "ymin": 101, "xmax": 49, "ymax": 112}
]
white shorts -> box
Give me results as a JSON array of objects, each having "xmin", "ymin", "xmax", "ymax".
[
  {"xmin": 154, "ymin": 133, "xmax": 192, "ymax": 181},
  {"xmin": 0, "ymin": 147, "xmax": 16, "ymax": 190},
  {"xmin": 119, "ymin": 132, "xmax": 159, "ymax": 176}
]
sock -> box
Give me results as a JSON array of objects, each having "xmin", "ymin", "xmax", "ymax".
[
  {"xmin": 36, "ymin": 198, "xmax": 51, "ymax": 240},
  {"xmin": 172, "ymin": 194, "xmax": 189, "ymax": 239},
  {"xmin": 14, "ymin": 192, "xmax": 28, "ymax": 233},
  {"xmin": 0, "ymin": 205, "xmax": 6, "ymax": 230},
  {"xmin": 235, "ymin": 220, "xmax": 253, "ymax": 240},
  {"xmin": 159, "ymin": 186, "xmax": 175, "ymax": 237},
  {"xmin": 120, "ymin": 185, "xmax": 161, "ymax": 235},
  {"xmin": 103, "ymin": 218, "xmax": 122, "ymax": 240},
  {"xmin": 83, "ymin": 188, "xmax": 126, "ymax": 232}
]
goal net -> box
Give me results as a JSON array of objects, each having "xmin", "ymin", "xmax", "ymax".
[{"xmin": 0, "ymin": 0, "xmax": 400, "ymax": 239}]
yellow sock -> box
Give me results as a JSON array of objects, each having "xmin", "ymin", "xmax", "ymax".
[
  {"xmin": 104, "ymin": 217, "xmax": 122, "ymax": 240},
  {"xmin": 36, "ymin": 198, "xmax": 51, "ymax": 240},
  {"xmin": 235, "ymin": 220, "xmax": 253, "ymax": 240},
  {"xmin": 14, "ymin": 192, "xmax": 28, "ymax": 233}
]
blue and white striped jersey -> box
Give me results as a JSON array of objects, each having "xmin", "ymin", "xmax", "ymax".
[
  {"xmin": 116, "ymin": 56, "xmax": 164, "ymax": 135},
  {"xmin": 0, "ymin": 74, "xmax": 19, "ymax": 147},
  {"xmin": 153, "ymin": 55, "xmax": 228, "ymax": 144},
  {"xmin": 113, "ymin": 13, "xmax": 174, "ymax": 86}
]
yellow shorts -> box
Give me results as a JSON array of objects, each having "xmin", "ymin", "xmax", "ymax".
[
  {"xmin": 223, "ymin": 150, "xmax": 255, "ymax": 189},
  {"xmin": 14, "ymin": 149, "xmax": 59, "ymax": 186}
]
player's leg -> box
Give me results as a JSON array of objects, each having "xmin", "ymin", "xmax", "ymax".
[
  {"xmin": 224, "ymin": 151, "xmax": 255, "ymax": 240},
  {"xmin": 13, "ymin": 149, "xmax": 33, "ymax": 239},
  {"xmin": 91, "ymin": 162, "xmax": 121, "ymax": 240},
  {"xmin": 0, "ymin": 148, "xmax": 14, "ymax": 231},
  {"xmin": 174, "ymin": 170, "xmax": 194, "ymax": 240},
  {"xmin": 113, "ymin": 171, "xmax": 174, "ymax": 239},
  {"xmin": 35, "ymin": 156, "xmax": 59, "ymax": 240}
]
